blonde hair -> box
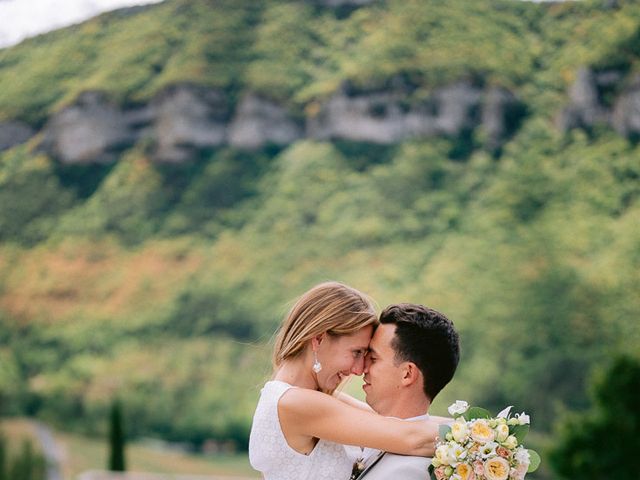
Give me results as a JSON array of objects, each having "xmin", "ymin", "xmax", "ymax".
[{"xmin": 273, "ymin": 281, "xmax": 378, "ymax": 369}]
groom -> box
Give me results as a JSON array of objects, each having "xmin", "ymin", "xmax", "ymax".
[{"xmin": 355, "ymin": 303, "xmax": 460, "ymax": 479}]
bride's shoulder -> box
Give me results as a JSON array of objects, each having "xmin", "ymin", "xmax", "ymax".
[{"xmin": 278, "ymin": 387, "xmax": 339, "ymax": 417}]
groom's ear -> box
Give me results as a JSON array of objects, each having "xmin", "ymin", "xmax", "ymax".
[{"xmin": 401, "ymin": 362, "xmax": 421, "ymax": 386}]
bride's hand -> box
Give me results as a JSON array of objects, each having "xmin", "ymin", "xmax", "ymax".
[{"xmin": 411, "ymin": 419, "xmax": 439, "ymax": 457}]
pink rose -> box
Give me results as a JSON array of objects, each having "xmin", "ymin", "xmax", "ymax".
[
  {"xmin": 515, "ymin": 461, "xmax": 528, "ymax": 479},
  {"xmin": 473, "ymin": 460, "xmax": 484, "ymax": 476},
  {"xmin": 496, "ymin": 447, "xmax": 511, "ymax": 459},
  {"xmin": 435, "ymin": 466, "xmax": 448, "ymax": 480}
]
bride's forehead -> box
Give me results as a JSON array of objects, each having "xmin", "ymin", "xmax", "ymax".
[{"xmin": 336, "ymin": 329, "xmax": 372, "ymax": 347}]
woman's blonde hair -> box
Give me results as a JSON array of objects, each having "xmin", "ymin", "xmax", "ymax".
[{"xmin": 272, "ymin": 281, "xmax": 378, "ymax": 368}]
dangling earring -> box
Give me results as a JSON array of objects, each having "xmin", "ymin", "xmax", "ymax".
[{"xmin": 313, "ymin": 351, "xmax": 322, "ymax": 373}]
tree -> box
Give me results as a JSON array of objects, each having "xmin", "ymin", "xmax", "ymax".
[
  {"xmin": 0, "ymin": 433, "xmax": 6, "ymax": 480},
  {"xmin": 108, "ymin": 399, "xmax": 126, "ymax": 472},
  {"xmin": 549, "ymin": 355, "xmax": 640, "ymax": 479},
  {"xmin": 6, "ymin": 439, "xmax": 45, "ymax": 480}
]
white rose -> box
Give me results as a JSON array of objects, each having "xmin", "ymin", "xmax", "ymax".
[
  {"xmin": 514, "ymin": 448, "xmax": 530, "ymax": 465},
  {"xmin": 436, "ymin": 445, "xmax": 450, "ymax": 465},
  {"xmin": 452, "ymin": 419, "xmax": 470, "ymax": 443},
  {"xmin": 503, "ymin": 435, "xmax": 518, "ymax": 449},
  {"xmin": 496, "ymin": 423, "xmax": 509, "ymax": 442},
  {"xmin": 448, "ymin": 400, "xmax": 470, "ymax": 416}
]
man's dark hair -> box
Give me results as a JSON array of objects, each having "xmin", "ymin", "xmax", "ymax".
[{"xmin": 380, "ymin": 303, "xmax": 460, "ymax": 401}]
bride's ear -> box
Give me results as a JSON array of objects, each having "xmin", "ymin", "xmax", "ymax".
[{"xmin": 311, "ymin": 333, "xmax": 325, "ymax": 351}]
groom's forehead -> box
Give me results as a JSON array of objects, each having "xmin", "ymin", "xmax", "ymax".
[{"xmin": 370, "ymin": 323, "xmax": 397, "ymax": 352}]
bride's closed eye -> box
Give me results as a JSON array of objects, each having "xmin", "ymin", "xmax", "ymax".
[{"xmin": 352, "ymin": 349, "xmax": 366, "ymax": 359}]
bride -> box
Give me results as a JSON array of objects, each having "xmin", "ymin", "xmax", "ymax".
[{"xmin": 249, "ymin": 282, "xmax": 442, "ymax": 480}]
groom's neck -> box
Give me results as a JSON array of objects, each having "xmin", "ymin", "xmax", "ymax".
[{"xmin": 379, "ymin": 396, "xmax": 430, "ymax": 419}]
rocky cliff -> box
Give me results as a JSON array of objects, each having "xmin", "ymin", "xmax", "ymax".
[
  {"xmin": 3, "ymin": 64, "xmax": 638, "ymax": 165},
  {"xmin": 4, "ymin": 78, "xmax": 526, "ymax": 164},
  {"xmin": 559, "ymin": 67, "xmax": 640, "ymax": 139}
]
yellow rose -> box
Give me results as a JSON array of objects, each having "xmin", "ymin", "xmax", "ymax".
[
  {"xmin": 484, "ymin": 457, "xmax": 510, "ymax": 480},
  {"xmin": 470, "ymin": 419, "xmax": 496, "ymax": 444},
  {"xmin": 456, "ymin": 463, "xmax": 475, "ymax": 480}
]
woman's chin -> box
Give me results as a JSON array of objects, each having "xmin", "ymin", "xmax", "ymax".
[{"xmin": 322, "ymin": 373, "xmax": 344, "ymax": 391}]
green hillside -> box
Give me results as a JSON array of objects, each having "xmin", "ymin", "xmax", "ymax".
[{"xmin": 1, "ymin": 0, "xmax": 639, "ymax": 473}]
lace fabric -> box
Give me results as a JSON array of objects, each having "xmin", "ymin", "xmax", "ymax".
[{"xmin": 249, "ymin": 380, "xmax": 355, "ymax": 480}]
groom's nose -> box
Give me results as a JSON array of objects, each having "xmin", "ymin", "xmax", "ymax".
[{"xmin": 362, "ymin": 354, "xmax": 372, "ymax": 374}]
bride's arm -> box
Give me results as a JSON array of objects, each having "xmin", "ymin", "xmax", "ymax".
[
  {"xmin": 336, "ymin": 392, "xmax": 452, "ymax": 423},
  {"xmin": 430, "ymin": 415, "xmax": 454, "ymax": 425},
  {"xmin": 278, "ymin": 388, "xmax": 437, "ymax": 456}
]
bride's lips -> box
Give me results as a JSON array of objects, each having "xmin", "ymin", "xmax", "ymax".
[{"xmin": 362, "ymin": 378, "xmax": 371, "ymax": 391}]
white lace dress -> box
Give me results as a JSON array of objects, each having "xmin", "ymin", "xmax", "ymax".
[{"xmin": 249, "ymin": 380, "xmax": 355, "ymax": 480}]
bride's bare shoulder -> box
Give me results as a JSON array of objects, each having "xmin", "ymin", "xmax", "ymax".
[{"xmin": 278, "ymin": 387, "xmax": 337, "ymax": 417}]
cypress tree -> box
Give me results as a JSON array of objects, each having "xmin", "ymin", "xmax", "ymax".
[
  {"xmin": 108, "ymin": 399, "xmax": 126, "ymax": 471},
  {"xmin": 0, "ymin": 433, "xmax": 6, "ymax": 480}
]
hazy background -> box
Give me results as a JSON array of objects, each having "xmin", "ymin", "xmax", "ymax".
[{"xmin": 0, "ymin": 0, "xmax": 638, "ymax": 478}]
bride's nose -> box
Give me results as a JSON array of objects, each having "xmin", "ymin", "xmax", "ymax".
[{"xmin": 350, "ymin": 356, "xmax": 365, "ymax": 375}]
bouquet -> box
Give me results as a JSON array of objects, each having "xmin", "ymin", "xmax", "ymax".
[{"xmin": 428, "ymin": 401, "xmax": 541, "ymax": 480}]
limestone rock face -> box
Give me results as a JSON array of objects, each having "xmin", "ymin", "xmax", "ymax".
[
  {"xmin": 150, "ymin": 84, "xmax": 229, "ymax": 163},
  {"xmin": 32, "ymin": 79, "xmax": 526, "ymax": 165},
  {"xmin": 482, "ymin": 87, "xmax": 525, "ymax": 151},
  {"xmin": 307, "ymin": 81, "xmax": 522, "ymax": 148},
  {"xmin": 612, "ymin": 75, "xmax": 640, "ymax": 139},
  {"xmin": 0, "ymin": 120, "xmax": 35, "ymax": 152},
  {"xmin": 40, "ymin": 92, "xmax": 136, "ymax": 164},
  {"xmin": 228, "ymin": 94, "xmax": 303, "ymax": 150},
  {"xmin": 558, "ymin": 68, "xmax": 607, "ymax": 131},
  {"xmin": 556, "ymin": 66, "xmax": 640, "ymax": 137},
  {"xmin": 307, "ymin": 89, "xmax": 412, "ymax": 143}
]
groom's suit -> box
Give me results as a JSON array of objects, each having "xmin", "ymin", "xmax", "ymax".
[{"xmin": 356, "ymin": 415, "xmax": 431, "ymax": 480}]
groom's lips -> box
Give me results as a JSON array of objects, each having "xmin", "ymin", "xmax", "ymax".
[{"xmin": 362, "ymin": 378, "xmax": 371, "ymax": 391}]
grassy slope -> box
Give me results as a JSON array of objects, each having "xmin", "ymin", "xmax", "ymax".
[{"xmin": 0, "ymin": 418, "xmax": 258, "ymax": 478}]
